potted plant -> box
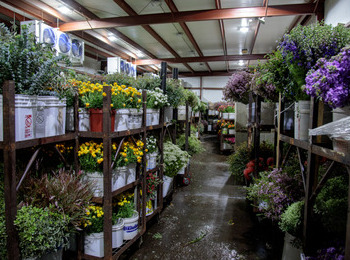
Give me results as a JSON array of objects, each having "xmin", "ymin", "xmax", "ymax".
[
  {"xmin": 165, "ymin": 78, "xmax": 185, "ymax": 122},
  {"xmin": 145, "ymin": 87, "xmax": 169, "ymax": 126},
  {"xmin": 146, "ymin": 135, "xmax": 158, "ymax": 171},
  {"xmin": 223, "ymin": 71, "xmax": 252, "ymax": 105},
  {"xmin": 114, "ymin": 139, "xmax": 144, "ymax": 185},
  {"xmin": 227, "ymin": 142, "xmax": 252, "ymax": 184},
  {"xmin": 78, "ymin": 141, "xmax": 122, "ymax": 196},
  {"xmin": 219, "ymin": 120, "xmax": 229, "ymax": 134},
  {"xmin": 82, "ymin": 205, "xmax": 104, "ymax": 257},
  {"xmin": 176, "ymin": 134, "xmax": 205, "ymax": 156},
  {"xmin": 134, "ymin": 73, "xmax": 161, "ymax": 90},
  {"xmin": 14, "ymin": 205, "xmax": 70, "ymax": 259},
  {"xmin": 115, "ymin": 193, "xmax": 139, "ymax": 240},
  {"xmin": 0, "ymin": 23, "xmax": 69, "ymax": 141},
  {"xmin": 112, "ymin": 214, "xmax": 124, "ymax": 249},
  {"xmin": 304, "ymin": 47, "xmax": 350, "ymax": 120},
  {"xmin": 104, "ymin": 72, "xmax": 135, "ymax": 88},
  {"xmin": 20, "ymin": 169, "xmax": 95, "ymax": 252},
  {"xmin": 227, "ymin": 123, "xmax": 235, "ymax": 134},
  {"xmin": 178, "ymin": 90, "xmax": 199, "ymax": 120},
  {"xmin": 163, "ymin": 141, "xmax": 191, "ymax": 178},
  {"xmin": 223, "ymin": 137, "xmax": 235, "ymax": 150}
]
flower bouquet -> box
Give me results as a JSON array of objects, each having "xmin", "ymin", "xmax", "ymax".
[
  {"xmin": 163, "ymin": 141, "xmax": 191, "ymax": 177},
  {"xmin": 223, "ymin": 71, "xmax": 252, "ymax": 104},
  {"xmin": 146, "ymin": 173, "xmax": 163, "ymax": 200},
  {"xmin": 304, "ymin": 47, "xmax": 350, "ymax": 109}
]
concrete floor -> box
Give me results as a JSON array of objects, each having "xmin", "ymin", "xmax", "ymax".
[{"xmin": 128, "ymin": 135, "xmax": 282, "ymax": 260}]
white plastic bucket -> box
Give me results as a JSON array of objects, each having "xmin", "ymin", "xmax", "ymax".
[
  {"xmin": 115, "ymin": 109, "xmax": 129, "ymax": 132},
  {"xmin": 14, "ymin": 95, "xmax": 37, "ymax": 141},
  {"xmin": 112, "ymin": 219, "xmax": 124, "ymax": 248},
  {"xmin": 177, "ymin": 106, "xmax": 191, "ymax": 121},
  {"xmin": 126, "ymin": 163, "xmax": 136, "ymax": 185},
  {"xmin": 112, "ymin": 167, "xmax": 127, "ymax": 192},
  {"xmin": 281, "ymin": 232, "xmax": 302, "ymax": 260},
  {"xmin": 294, "ymin": 101, "xmax": 310, "ymax": 141},
  {"xmin": 163, "ymin": 175, "xmax": 173, "ymax": 198},
  {"xmin": 146, "ymin": 152, "xmax": 157, "ymax": 171},
  {"xmin": 229, "ymin": 129, "xmax": 236, "ymax": 135},
  {"xmin": 228, "ymin": 113, "xmax": 235, "ymax": 120},
  {"xmin": 164, "ymin": 106, "xmax": 173, "ymax": 123},
  {"xmin": 128, "ymin": 108, "xmax": 142, "ymax": 129},
  {"xmin": 84, "ymin": 232, "xmax": 104, "ymax": 257},
  {"xmin": 332, "ymin": 106, "xmax": 350, "ymax": 122},
  {"xmin": 208, "ymin": 125, "xmax": 212, "ymax": 131},
  {"xmin": 333, "ymin": 138, "xmax": 350, "ymax": 154},
  {"xmin": 151, "ymin": 109, "xmax": 160, "ymax": 126},
  {"xmin": 84, "ymin": 172, "xmax": 104, "ymax": 197},
  {"xmin": 261, "ymin": 102, "xmax": 275, "ymax": 125},
  {"xmin": 66, "ymin": 107, "xmax": 90, "ymax": 131},
  {"xmin": 123, "ymin": 210, "xmax": 139, "ymax": 240},
  {"xmin": 177, "ymin": 164, "xmax": 187, "ymax": 175},
  {"xmin": 35, "ymin": 96, "xmax": 66, "ymax": 138},
  {"xmin": 222, "ymin": 113, "xmax": 229, "ymax": 119}
]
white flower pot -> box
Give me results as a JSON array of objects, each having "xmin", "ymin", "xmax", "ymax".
[
  {"xmin": 123, "ymin": 210, "xmax": 139, "ymax": 240},
  {"xmin": 146, "ymin": 108, "xmax": 159, "ymax": 126},
  {"xmin": 112, "ymin": 167, "xmax": 127, "ymax": 192},
  {"xmin": 222, "ymin": 112, "xmax": 229, "ymax": 119},
  {"xmin": 112, "ymin": 219, "xmax": 124, "ymax": 248},
  {"xmin": 332, "ymin": 105, "xmax": 350, "ymax": 122},
  {"xmin": 163, "ymin": 175, "xmax": 173, "ymax": 198},
  {"xmin": 281, "ymin": 232, "xmax": 302, "ymax": 260},
  {"xmin": 229, "ymin": 129, "xmax": 236, "ymax": 135},
  {"xmin": 228, "ymin": 113, "xmax": 235, "ymax": 120},
  {"xmin": 85, "ymin": 171, "xmax": 120, "ymax": 197},
  {"xmin": 115, "ymin": 109, "xmax": 129, "ymax": 132},
  {"xmin": 152, "ymin": 109, "xmax": 160, "ymax": 125},
  {"xmin": 294, "ymin": 101, "xmax": 311, "ymax": 141},
  {"xmin": 164, "ymin": 106, "xmax": 173, "ymax": 123},
  {"xmin": 223, "ymin": 143, "xmax": 233, "ymax": 150},
  {"xmin": 126, "ymin": 163, "xmax": 136, "ymax": 185},
  {"xmin": 40, "ymin": 247, "xmax": 63, "ymax": 260},
  {"xmin": 178, "ymin": 106, "xmax": 191, "ymax": 121},
  {"xmin": 128, "ymin": 108, "xmax": 142, "ymax": 129},
  {"xmin": 35, "ymin": 96, "xmax": 66, "ymax": 138},
  {"xmin": 66, "ymin": 107, "xmax": 90, "ymax": 131},
  {"xmin": 146, "ymin": 152, "xmax": 157, "ymax": 171},
  {"xmin": 84, "ymin": 232, "xmax": 104, "ymax": 257}
]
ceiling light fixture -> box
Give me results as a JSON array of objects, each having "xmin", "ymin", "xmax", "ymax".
[
  {"xmin": 241, "ymin": 48, "xmax": 248, "ymax": 54},
  {"xmin": 258, "ymin": 17, "xmax": 266, "ymax": 24},
  {"xmin": 107, "ymin": 35, "xmax": 118, "ymax": 42},
  {"xmin": 57, "ymin": 5, "xmax": 71, "ymax": 15},
  {"xmin": 240, "ymin": 26, "xmax": 249, "ymax": 33},
  {"xmin": 238, "ymin": 60, "xmax": 244, "ymax": 66}
]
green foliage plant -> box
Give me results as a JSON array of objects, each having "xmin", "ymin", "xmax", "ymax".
[
  {"xmin": 14, "ymin": 205, "xmax": 70, "ymax": 259},
  {"xmin": 21, "ymin": 169, "xmax": 95, "ymax": 231},
  {"xmin": 279, "ymin": 200, "xmax": 304, "ymax": 238},
  {"xmin": 135, "ymin": 74, "xmax": 161, "ymax": 90},
  {"xmin": 177, "ymin": 134, "xmax": 205, "ymax": 156},
  {"xmin": 166, "ymin": 78, "xmax": 185, "ymax": 107},
  {"xmin": 104, "ymin": 72, "xmax": 135, "ymax": 87},
  {"xmin": 182, "ymin": 89, "xmax": 199, "ymax": 108},
  {"xmin": 314, "ymin": 175, "xmax": 348, "ymax": 234},
  {"xmin": 227, "ymin": 142, "xmax": 252, "ymax": 183},
  {"xmin": 116, "ymin": 193, "xmax": 135, "ymax": 219},
  {"xmin": 0, "ymin": 23, "xmax": 69, "ymax": 95}
]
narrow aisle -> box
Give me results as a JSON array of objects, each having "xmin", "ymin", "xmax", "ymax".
[{"xmin": 129, "ymin": 136, "xmax": 273, "ymax": 260}]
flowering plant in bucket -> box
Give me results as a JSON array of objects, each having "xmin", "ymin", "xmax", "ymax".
[
  {"xmin": 278, "ymin": 22, "xmax": 350, "ymax": 89},
  {"xmin": 165, "ymin": 78, "xmax": 185, "ymax": 108},
  {"xmin": 163, "ymin": 141, "xmax": 191, "ymax": 177},
  {"xmin": 250, "ymin": 70, "xmax": 279, "ymax": 102},
  {"xmin": 223, "ymin": 71, "xmax": 252, "ymax": 104},
  {"xmin": 146, "ymin": 87, "xmax": 169, "ymax": 109},
  {"xmin": 227, "ymin": 123, "xmax": 235, "ymax": 129},
  {"xmin": 78, "ymin": 141, "xmax": 118, "ymax": 173},
  {"xmin": 114, "ymin": 139, "xmax": 144, "ymax": 167},
  {"xmin": 115, "ymin": 192, "xmax": 135, "ymax": 219},
  {"xmin": 146, "ymin": 173, "xmax": 163, "ymax": 199},
  {"xmin": 224, "ymin": 137, "xmax": 235, "ymax": 144},
  {"xmin": 304, "ymin": 47, "xmax": 350, "ymax": 109},
  {"xmin": 82, "ymin": 205, "xmax": 104, "ymax": 235},
  {"xmin": 146, "ymin": 135, "xmax": 157, "ymax": 154}
]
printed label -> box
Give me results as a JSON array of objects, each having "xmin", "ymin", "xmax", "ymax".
[
  {"xmin": 25, "ymin": 114, "xmax": 32, "ymax": 138},
  {"xmin": 124, "ymin": 224, "xmax": 138, "ymax": 233}
]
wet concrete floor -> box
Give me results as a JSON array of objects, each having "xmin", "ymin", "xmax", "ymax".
[{"xmin": 128, "ymin": 135, "xmax": 282, "ymax": 260}]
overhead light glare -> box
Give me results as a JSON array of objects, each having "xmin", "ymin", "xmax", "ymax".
[
  {"xmin": 240, "ymin": 26, "xmax": 249, "ymax": 33},
  {"xmin": 108, "ymin": 35, "xmax": 118, "ymax": 42},
  {"xmin": 57, "ymin": 5, "xmax": 71, "ymax": 15},
  {"xmin": 238, "ymin": 60, "xmax": 244, "ymax": 66}
]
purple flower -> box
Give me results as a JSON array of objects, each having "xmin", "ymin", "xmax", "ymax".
[
  {"xmin": 304, "ymin": 48, "xmax": 350, "ymax": 108},
  {"xmin": 223, "ymin": 71, "xmax": 252, "ymax": 104}
]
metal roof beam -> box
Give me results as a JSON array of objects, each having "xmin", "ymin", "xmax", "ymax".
[
  {"xmin": 59, "ymin": 3, "xmax": 316, "ymax": 31},
  {"xmin": 135, "ymin": 54, "xmax": 266, "ymax": 65}
]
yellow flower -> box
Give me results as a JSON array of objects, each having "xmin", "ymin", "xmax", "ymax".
[
  {"xmin": 123, "ymin": 103, "xmax": 126, "ymax": 107},
  {"xmin": 110, "ymin": 104, "xmax": 114, "ymax": 107},
  {"xmin": 85, "ymin": 103, "xmax": 90, "ymax": 107},
  {"xmin": 124, "ymin": 158, "xmax": 128, "ymax": 162},
  {"xmin": 138, "ymin": 99, "xmax": 141, "ymax": 103},
  {"xmin": 102, "ymin": 92, "xmax": 107, "ymax": 97}
]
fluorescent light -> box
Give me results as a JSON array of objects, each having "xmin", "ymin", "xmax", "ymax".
[
  {"xmin": 57, "ymin": 5, "xmax": 71, "ymax": 15},
  {"xmin": 240, "ymin": 27, "xmax": 249, "ymax": 33},
  {"xmin": 239, "ymin": 60, "xmax": 244, "ymax": 66},
  {"xmin": 108, "ymin": 35, "xmax": 118, "ymax": 42}
]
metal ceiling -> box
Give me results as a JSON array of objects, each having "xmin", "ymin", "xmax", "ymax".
[{"xmin": 0, "ymin": 0, "xmax": 323, "ymax": 76}]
